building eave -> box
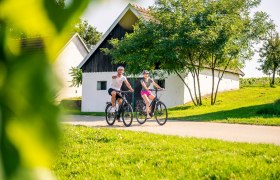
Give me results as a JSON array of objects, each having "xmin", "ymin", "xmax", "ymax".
[
  {"xmin": 58, "ymin": 32, "xmax": 90, "ymax": 58},
  {"xmin": 77, "ymin": 3, "xmax": 142, "ymax": 69}
]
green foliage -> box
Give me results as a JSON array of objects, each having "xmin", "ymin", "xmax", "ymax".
[
  {"xmin": 0, "ymin": 0, "xmax": 90, "ymax": 179},
  {"xmin": 258, "ymin": 33, "xmax": 280, "ymax": 86},
  {"xmin": 69, "ymin": 67, "xmax": 82, "ymax": 87},
  {"xmin": 240, "ymin": 77, "xmax": 280, "ymax": 87},
  {"xmin": 59, "ymin": 99, "xmax": 81, "ymax": 110},
  {"xmin": 107, "ymin": 0, "xmax": 273, "ymax": 106},
  {"xmin": 53, "ymin": 126, "xmax": 280, "ymax": 179},
  {"xmin": 72, "ymin": 19, "xmax": 102, "ymax": 49},
  {"xmin": 169, "ymin": 87, "xmax": 280, "ymax": 126},
  {"xmin": 257, "ymin": 99, "xmax": 280, "ymax": 115}
]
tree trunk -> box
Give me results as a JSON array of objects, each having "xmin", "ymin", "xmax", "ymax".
[
  {"xmin": 195, "ymin": 69, "xmax": 202, "ymax": 105},
  {"xmin": 191, "ymin": 71, "xmax": 199, "ymax": 104},
  {"xmin": 175, "ymin": 70, "xmax": 197, "ymax": 106},
  {"xmin": 211, "ymin": 67, "xmax": 215, "ymax": 105},
  {"xmin": 213, "ymin": 58, "xmax": 232, "ymax": 104},
  {"xmin": 271, "ymin": 65, "xmax": 276, "ymax": 86}
]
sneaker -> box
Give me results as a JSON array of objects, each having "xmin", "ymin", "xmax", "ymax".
[
  {"xmin": 110, "ymin": 107, "xmax": 116, "ymax": 113},
  {"xmin": 146, "ymin": 115, "xmax": 151, "ymax": 119}
]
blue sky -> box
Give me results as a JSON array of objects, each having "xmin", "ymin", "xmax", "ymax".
[{"xmin": 83, "ymin": 0, "xmax": 280, "ymax": 78}]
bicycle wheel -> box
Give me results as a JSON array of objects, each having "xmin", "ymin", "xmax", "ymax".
[
  {"xmin": 154, "ymin": 101, "xmax": 168, "ymax": 125},
  {"xmin": 122, "ymin": 104, "xmax": 133, "ymax": 127},
  {"xmin": 105, "ymin": 103, "xmax": 116, "ymax": 126},
  {"xmin": 135, "ymin": 101, "xmax": 147, "ymax": 124}
]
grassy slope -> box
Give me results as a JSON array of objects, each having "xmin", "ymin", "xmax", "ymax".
[
  {"xmin": 53, "ymin": 126, "xmax": 280, "ymax": 179},
  {"xmin": 169, "ymin": 87, "xmax": 280, "ymax": 125}
]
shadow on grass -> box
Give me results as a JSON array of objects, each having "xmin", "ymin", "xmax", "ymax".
[{"xmin": 170, "ymin": 103, "xmax": 280, "ymax": 122}]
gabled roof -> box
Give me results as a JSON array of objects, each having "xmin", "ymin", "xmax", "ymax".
[
  {"xmin": 60, "ymin": 33, "xmax": 90, "ymax": 56},
  {"xmin": 78, "ymin": 3, "xmax": 147, "ymax": 69}
]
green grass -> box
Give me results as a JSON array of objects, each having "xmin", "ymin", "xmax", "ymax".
[
  {"xmin": 169, "ymin": 87, "xmax": 280, "ymax": 126},
  {"xmin": 52, "ymin": 125, "xmax": 280, "ymax": 179}
]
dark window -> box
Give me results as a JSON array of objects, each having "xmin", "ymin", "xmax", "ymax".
[
  {"xmin": 97, "ymin": 81, "xmax": 107, "ymax": 90},
  {"xmin": 154, "ymin": 80, "xmax": 165, "ymax": 88}
]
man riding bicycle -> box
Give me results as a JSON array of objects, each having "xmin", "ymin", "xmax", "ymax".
[{"xmin": 108, "ymin": 66, "xmax": 134, "ymax": 119}]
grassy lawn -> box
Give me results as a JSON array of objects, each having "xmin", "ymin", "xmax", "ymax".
[
  {"xmin": 52, "ymin": 125, "xmax": 280, "ymax": 179},
  {"xmin": 169, "ymin": 87, "xmax": 280, "ymax": 126}
]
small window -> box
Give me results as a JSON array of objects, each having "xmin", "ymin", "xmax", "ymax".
[
  {"xmin": 154, "ymin": 79, "xmax": 165, "ymax": 88},
  {"xmin": 97, "ymin": 81, "xmax": 107, "ymax": 90}
]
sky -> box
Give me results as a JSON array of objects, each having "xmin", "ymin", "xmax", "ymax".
[{"xmin": 83, "ymin": 0, "xmax": 280, "ymax": 78}]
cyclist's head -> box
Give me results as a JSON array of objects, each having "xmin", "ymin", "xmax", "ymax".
[
  {"xmin": 143, "ymin": 70, "xmax": 149, "ymax": 78},
  {"xmin": 117, "ymin": 66, "xmax": 124, "ymax": 75}
]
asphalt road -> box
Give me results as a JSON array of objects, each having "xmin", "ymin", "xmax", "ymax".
[{"xmin": 63, "ymin": 115, "xmax": 280, "ymax": 146}]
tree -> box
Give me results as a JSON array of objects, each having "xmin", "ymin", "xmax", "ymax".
[
  {"xmin": 69, "ymin": 67, "xmax": 83, "ymax": 87},
  {"xmin": 73, "ymin": 19, "xmax": 102, "ymax": 49},
  {"xmin": 199, "ymin": 2, "xmax": 274, "ymax": 105},
  {"xmin": 58, "ymin": 0, "xmax": 102, "ymax": 49},
  {"xmin": 107, "ymin": 0, "xmax": 273, "ymax": 106},
  {"xmin": 258, "ymin": 32, "xmax": 280, "ymax": 86}
]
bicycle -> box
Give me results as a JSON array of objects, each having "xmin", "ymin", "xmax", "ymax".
[
  {"xmin": 135, "ymin": 89, "xmax": 168, "ymax": 125},
  {"xmin": 105, "ymin": 90, "xmax": 134, "ymax": 127}
]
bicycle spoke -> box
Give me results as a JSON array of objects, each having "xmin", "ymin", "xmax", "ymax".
[
  {"xmin": 105, "ymin": 104, "xmax": 116, "ymax": 126},
  {"xmin": 122, "ymin": 104, "xmax": 133, "ymax": 127},
  {"xmin": 155, "ymin": 101, "xmax": 168, "ymax": 125}
]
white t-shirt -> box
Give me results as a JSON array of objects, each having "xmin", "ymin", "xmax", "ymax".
[{"xmin": 110, "ymin": 75, "xmax": 127, "ymax": 91}]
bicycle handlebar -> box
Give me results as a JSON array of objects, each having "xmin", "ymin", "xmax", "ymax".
[
  {"xmin": 115, "ymin": 90, "xmax": 133, "ymax": 93},
  {"xmin": 149, "ymin": 88, "xmax": 165, "ymax": 91}
]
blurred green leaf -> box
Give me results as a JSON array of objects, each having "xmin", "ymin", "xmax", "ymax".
[{"xmin": 0, "ymin": 0, "xmax": 91, "ymax": 179}]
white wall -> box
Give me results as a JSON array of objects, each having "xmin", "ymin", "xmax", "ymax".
[
  {"xmin": 158, "ymin": 73, "xmax": 185, "ymax": 108},
  {"xmin": 55, "ymin": 39, "xmax": 84, "ymax": 100},
  {"xmin": 81, "ymin": 70, "xmax": 240, "ymax": 112},
  {"xmin": 82, "ymin": 72, "xmax": 112, "ymax": 112},
  {"xmin": 184, "ymin": 69, "xmax": 240, "ymax": 103}
]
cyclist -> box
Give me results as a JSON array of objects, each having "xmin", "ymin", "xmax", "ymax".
[
  {"xmin": 108, "ymin": 66, "xmax": 134, "ymax": 117},
  {"xmin": 140, "ymin": 70, "xmax": 162, "ymax": 119}
]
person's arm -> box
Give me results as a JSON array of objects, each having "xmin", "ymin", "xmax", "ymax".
[
  {"xmin": 152, "ymin": 79, "xmax": 162, "ymax": 89},
  {"xmin": 124, "ymin": 80, "xmax": 134, "ymax": 92}
]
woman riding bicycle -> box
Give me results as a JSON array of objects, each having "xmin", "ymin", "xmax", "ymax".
[{"xmin": 140, "ymin": 70, "xmax": 162, "ymax": 119}]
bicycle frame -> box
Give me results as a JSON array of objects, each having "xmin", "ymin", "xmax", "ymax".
[
  {"xmin": 148, "ymin": 89, "xmax": 162, "ymax": 115},
  {"xmin": 115, "ymin": 91, "xmax": 131, "ymax": 115}
]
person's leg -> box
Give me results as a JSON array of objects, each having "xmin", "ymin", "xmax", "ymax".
[
  {"xmin": 142, "ymin": 94, "xmax": 150, "ymax": 118},
  {"xmin": 117, "ymin": 98, "xmax": 123, "ymax": 108},
  {"xmin": 148, "ymin": 94, "xmax": 155, "ymax": 114},
  {"xmin": 111, "ymin": 91, "xmax": 116, "ymax": 108},
  {"xmin": 148, "ymin": 94, "xmax": 155, "ymax": 101},
  {"xmin": 116, "ymin": 94, "xmax": 123, "ymax": 122}
]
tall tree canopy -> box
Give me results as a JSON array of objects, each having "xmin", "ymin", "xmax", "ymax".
[
  {"xmin": 57, "ymin": 0, "xmax": 102, "ymax": 49},
  {"xmin": 107, "ymin": 0, "xmax": 273, "ymax": 105},
  {"xmin": 72, "ymin": 19, "xmax": 102, "ymax": 49},
  {"xmin": 258, "ymin": 32, "xmax": 280, "ymax": 86}
]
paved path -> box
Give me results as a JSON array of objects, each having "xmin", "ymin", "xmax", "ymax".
[{"xmin": 64, "ymin": 115, "xmax": 280, "ymax": 146}]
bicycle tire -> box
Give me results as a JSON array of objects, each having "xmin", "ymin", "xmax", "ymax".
[
  {"xmin": 122, "ymin": 104, "xmax": 133, "ymax": 127},
  {"xmin": 105, "ymin": 103, "xmax": 116, "ymax": 126},
  {"xmin": 154, "ymin": 101, "xmax": 168, "ymax": 125},
  {"xmin": 135, "ymin": 101, "xmax": 147, "ymax": 124}
]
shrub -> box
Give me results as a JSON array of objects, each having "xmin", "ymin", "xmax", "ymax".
[
  {"xmin": 273, "ymin": 99, "xmax": 280, "ymax": 114},
  {"xmin": 60, "ymin": 99, "xmax": 81, "ymax": 110},
  {"xmin": 257, "ymin": 99, "xmax": 280, "ymax": 115},
  {"xmin": 240, "ymin": 77, "xmax": 280, "ymax": 87}
]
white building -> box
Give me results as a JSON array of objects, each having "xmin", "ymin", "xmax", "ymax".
[
  {"xmin": 78, "ymin": 4, "xmax": 244, "ymax": 112},
  {"xmin": 55, "ymin": 33, "xmax": 89, "ymax": 100}
]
